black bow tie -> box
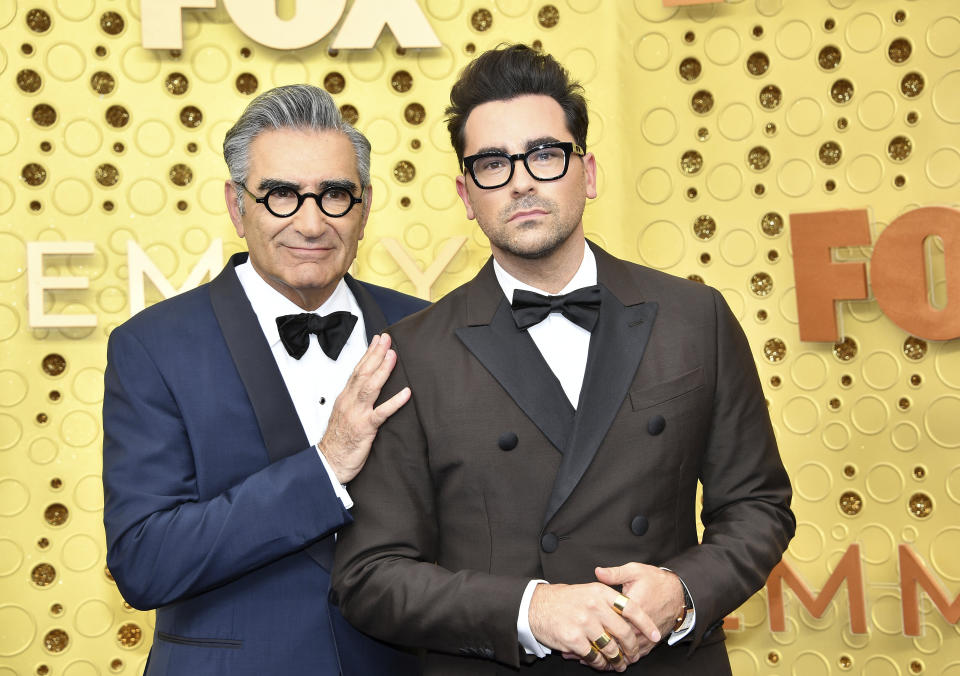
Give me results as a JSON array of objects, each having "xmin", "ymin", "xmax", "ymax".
[
  {"xmin": 276, "ymin": 311, "xmax": 358, "ymax": 360},
  {"xmin": 510, "ymin": 285, "xmax": 602, "ymax": 332}
]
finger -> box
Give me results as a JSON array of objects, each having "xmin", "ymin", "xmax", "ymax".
[
  {"xmin": 357, "ymin": 333, "xmax": 383, "ymax": 365},
  {"xmin": 612, "ymin": 594, "xmax": 629, "ymax": 616},
  {"xmin": 367, "ymin": 346, "xmax": 400, "ymax": 389},
  {"xmin": 345, "ymin": 334, "xmax": 385, "ymax": 385},
  {"xmin": 608, "ymin": 647, "xmax": 626, "ymax": 672},
  {"xmin": 579, "ymin": 643, "xmax": 609, "ymax": 671},
  {"xmin": 622, "ymin": 605, "xmax": 661, "ymax": 644},
  {"xmin": 370, "ymin": 386, "xmax": 411, "ymax": 425},
  {"xmin": 348, "ymin": 347, "xmax": 398, "ymax": 406},
  {"xmin": 604, "ymin": 620, "xmax": 641, "ymax": 663},
  {"xmin": 591, "ymin": 631, "xmax": 623, "ymax": 667},
  {"xmin": 353, "ymin": 349, "xmax": 399, "ymax": 407},
  {"xmin": 595, "ymin": 563, "xmax": 639, "ymax": 587},
  {"xmin": 357, "ymin": 332, "xmax": 393, "ymax": 371}
]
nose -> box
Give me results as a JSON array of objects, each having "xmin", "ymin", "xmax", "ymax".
[
  {"xmin": 293, "ymin": 199, "xmax": 329, "ymax": 239},
  {"xmin": 508, "ymin": 157, "xmax": 537, "ymax": 196}
]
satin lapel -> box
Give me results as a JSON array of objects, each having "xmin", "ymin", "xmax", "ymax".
[
  {"xmin": 210, "ymin": 254, "xmax": 310, "ymax": 462},
  {"xmin": 209, "ymin": 254, "xmax": 334, "ymax": 570},
  {"xmin": 455, "ymin": 264, "xmax": 574, "ymax": 454},
  {"xmin": 343, "ymin": 273, "xmax": 387, "ymax": 342},
  {"xmin": 542, "ymin": 287, "xmax": 659, "ymax": 527}
]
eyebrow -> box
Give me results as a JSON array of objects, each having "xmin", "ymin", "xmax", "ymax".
[
  {"xmin": 256, "ymin": 178, "xmax": 300, "ymax": 193},
  {"xmin": 319, "ymin": 179, "xmax": 360, "ymax": 193},
  {"xmin": 472, "ymin": 136, "xmax": 563, "ymax": 155},
  {"xmin": 255, "ymin": 177, "xmax": 360, "ymax": 193}
]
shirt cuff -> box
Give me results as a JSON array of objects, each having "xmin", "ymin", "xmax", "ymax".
[
  {"xmin": 517, "ymin": 579, "xmax": 552, "ymax": 657},
  {"xmin": 316, "ymin": 444, "xmax": 353, "ymax": 509},
  {"xmin": 662, "ymin": 570, "xmax": 696, "ymax": 645}
]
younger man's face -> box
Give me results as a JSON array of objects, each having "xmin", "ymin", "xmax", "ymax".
[{"xmin": 455, "ymin": 94, "xmax": 596, "ymax": 263}]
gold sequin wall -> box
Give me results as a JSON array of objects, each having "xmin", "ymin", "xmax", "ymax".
[{"xmin": 2, "ymin": 0, "xmax": 960, "ymax": 674}]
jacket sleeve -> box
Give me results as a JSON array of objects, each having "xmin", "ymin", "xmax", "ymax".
[
  {"xmin": 332, "ymin": 354, "xmax": 530, "ymax": 668},
  {"xmin": 102, "ymin": 325, "xmax": 351, "ymax": 610},
  {"xmin": 662, "ymin": 289, "xmax": 796, "ymax": 647}
]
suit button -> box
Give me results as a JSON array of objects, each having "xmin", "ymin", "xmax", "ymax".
[
  {"xmin": 498, "ymin": 432, "xmax": 518, "ymax": 451},
  {"xmin": 541, "ymin": 532, "xmax": 559, "ymax": 553},
  {"xmin": 630, "ymin": 515, "xmax": 649, "ymax": 536},
  {"xmin": 647, "ymin": 415, "xmax": 666, "ymax": 436}
]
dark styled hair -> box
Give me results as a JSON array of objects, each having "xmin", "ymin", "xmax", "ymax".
[{"xmin": 444, "ymin": 44, "xmax": 588, "ymax": 166}]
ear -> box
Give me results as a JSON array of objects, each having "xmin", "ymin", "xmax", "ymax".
[
  {"xmin": 224, "ymin": 181, "xmax": 245, "ymax": 238},
  {"xmin": 582, "ymin": 152, "xmax": 598, "ymax": 200},
  {"xmin": 455, "ymin": 174, "xmax": 476, "ymax": 220},
  {"xmin": 357, "ymin": 183, "xmax": 372, "ymax": 241}
]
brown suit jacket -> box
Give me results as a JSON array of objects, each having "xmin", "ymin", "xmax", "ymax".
[{"xmin": 332, "ymin": 242, "xmax": 795, "ymax": 674}]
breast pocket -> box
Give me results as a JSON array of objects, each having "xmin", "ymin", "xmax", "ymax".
[{"xmin": 628, "ymin": 367, "xmax": 705, "ymax": 412}]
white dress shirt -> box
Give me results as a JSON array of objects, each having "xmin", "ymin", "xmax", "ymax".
[
  {"xmin": 493, "ymin": 242, "xmax": 694, "ymax": 656},
  {"xmin": 236, "ymin": 260, "xmax": 366, "ymax": 508}
]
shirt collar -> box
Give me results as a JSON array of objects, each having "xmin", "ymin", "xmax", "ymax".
[
  {"xmin": 235, "ymin": 260, "xmax": 356, "ymax": 348},
  {"xmin": 492, "ymin": 240, "xmax": 597, "ymax": 302}
]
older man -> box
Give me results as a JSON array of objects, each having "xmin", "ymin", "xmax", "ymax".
[
  {"xmin": 333, "ymin": 45, "xmax": 794, "ymax": 674},
  {"xmin": 102, "ymin": 85, "xmax": 426, "ymax": 675}
]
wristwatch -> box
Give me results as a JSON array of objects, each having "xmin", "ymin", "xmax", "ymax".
[{"xmin": 672, "ymin": 585, "xmax": 694, "ymax": 634}]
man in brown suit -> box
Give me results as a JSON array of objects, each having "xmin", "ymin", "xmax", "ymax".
[{"xmin": 332, "ymin": 45, "xmax": 794, "ymax": 674}]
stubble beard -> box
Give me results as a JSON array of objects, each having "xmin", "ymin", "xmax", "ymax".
[{"xmin": 488, "ymin": 196, "xmax": 582, "ymax": 260}]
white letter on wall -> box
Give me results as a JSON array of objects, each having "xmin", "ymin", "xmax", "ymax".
[
  {"xmin": 379, "ymin": 237, "xmax": 466, "ymax": 300},
  {"xmin": 333, "ymin": 0, "xmax": 441, "ymax": 49},
  {"xmin": 128, "ymin": 239, "xmax": 223, "ymax": 316},
  {"xmin": 140, "ymin": 0, "xmax": 217, "ymax": 50},
  {"xmin": 27, "ymin": 242, "xmax": 97, "ymax": 328},
  {"xmin": 222, "ymin": 0, "xmax": 346, "ymax": 50}
]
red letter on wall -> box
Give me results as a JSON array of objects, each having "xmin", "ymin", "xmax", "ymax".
[
  {"xmin": 767, "ymin": 544, "xmax": 867, "ymax": 633},
  {"xmin": 790, "ymin": 210, "xmax": 871, "ymax": 342},
  {"xmin": 871, "ymin": 206, "xmax": 960, "ymax": 340},
  {"xmin": 900, "ymin": 545, "xmax": 960, "ymax": 635}
]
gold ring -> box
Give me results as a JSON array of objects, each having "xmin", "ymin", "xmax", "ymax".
[
  {"xmin": 592, "ymin": 633, "xmax": 612, "ymax": 650},
  {"xmin": 610, "ymin": 649, "xmax": 624, "ymax": 664},
  {"xmin": 612, "ymin": 594, "xmax": 629, "ymax": 615},
  {"xmin": 582, "ymin": 645, "xmax": 600, "ymax": 661}
]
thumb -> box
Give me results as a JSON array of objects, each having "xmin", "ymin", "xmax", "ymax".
[{"xmin": 595, "ymin": 564, "xmax": 623, "ymax": 585}]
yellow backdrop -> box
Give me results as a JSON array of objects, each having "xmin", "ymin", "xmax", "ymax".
[{"xmin": 1, "ymin": 0, "xmax": 959, "ymax": 674}]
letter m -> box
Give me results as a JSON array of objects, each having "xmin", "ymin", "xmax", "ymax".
[
  {"xmin": 128, "ymin": 239, "xmax": 222, "ymax": 316},
  {"xmin": 900, "ymin": 545, "xmax": 960, "ymax": 635},
  {"xmin": 767, "ymin": 544, "xmax": 867, "ymax": 633}
]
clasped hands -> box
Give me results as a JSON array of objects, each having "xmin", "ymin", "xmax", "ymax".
[{"xmin": 529, "ymin": 563, "xmax": 685, "ymax": 672}]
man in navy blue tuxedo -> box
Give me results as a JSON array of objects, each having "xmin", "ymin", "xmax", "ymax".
[{"xmin": 102, "ymin": 84, "xmax": 426, "ymax": 675}]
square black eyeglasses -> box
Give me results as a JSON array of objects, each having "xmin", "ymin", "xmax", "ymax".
[
  {"xmin": 462, "ymin": 141, "xmax": 585, "ymax": 190},
  {"xmin": 238, "ymin": 183, "xmax": 363, "ymax": 218}
]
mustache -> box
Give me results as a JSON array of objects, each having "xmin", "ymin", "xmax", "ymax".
[{"xmin": 500, "ymin": 196, "xmax": 555, "ymax": 221}]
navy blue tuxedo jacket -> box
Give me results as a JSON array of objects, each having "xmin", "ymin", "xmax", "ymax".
[{"xmin": 102, "ymin": 253, "xmax": 427, "ymax": 675}]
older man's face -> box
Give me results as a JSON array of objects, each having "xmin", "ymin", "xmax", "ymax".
[{"xmin": 225, "ymin": 128, "xmax": 369, "ymax": 310}]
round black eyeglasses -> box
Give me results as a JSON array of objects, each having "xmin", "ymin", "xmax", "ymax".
[
  {"xmin": 462, "ymin": 141, "xmax": 585, "ymax": 190},
  {"xmin": 239, "ymin": 183, "xmax": 364, "ymax": 218}
]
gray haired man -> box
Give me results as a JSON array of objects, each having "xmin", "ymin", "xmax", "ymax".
[{"xmin": 102, "ymin": 85, "xmax": 426, "ymax": 675}]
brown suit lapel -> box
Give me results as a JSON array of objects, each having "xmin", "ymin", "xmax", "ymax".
[
  {"xmin": 542, "ymin": 243, "xmax": 659, "ymax": 525},
  {"xmin": 543, "ymin": 244, "xmax": 659, "ymax": 525},
  {"xmin": 454, "ymin": 260, "xmax": 575, "ymax": 453},
  {"xmin": 452, "ymin": 244, "xmax": 659, "ymax": 526}
]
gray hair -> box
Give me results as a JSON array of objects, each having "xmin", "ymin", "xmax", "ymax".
[{"xmin": 222, "ymin": 84, "xmax": 371, "ymax": 215}]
